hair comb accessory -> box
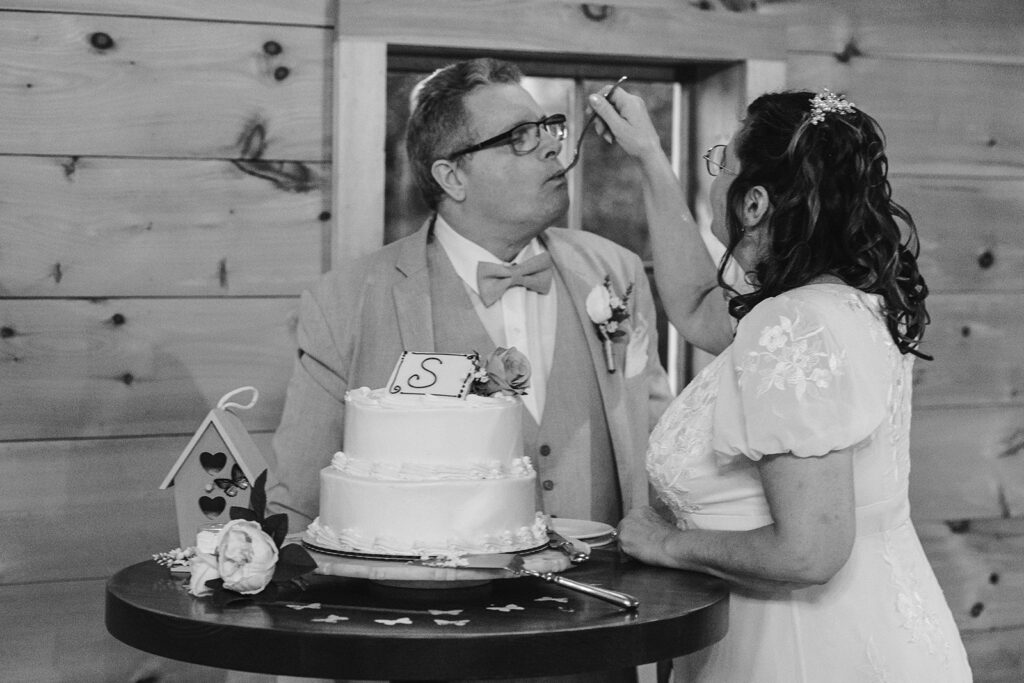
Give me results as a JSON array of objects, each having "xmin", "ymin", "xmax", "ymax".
[{"xmin": 809, "ymin": 88, "xmax": 856, "ymax": 125}]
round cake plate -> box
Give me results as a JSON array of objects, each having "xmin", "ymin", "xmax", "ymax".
[
  {"xmin": 304, "ymin": 543, "xmax": 575, "ymax": 586},
  {"xmin": 550, "ymin": 518, "xmax": 617, "ymax": 548}
]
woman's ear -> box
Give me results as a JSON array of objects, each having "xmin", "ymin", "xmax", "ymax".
[
  {"xmin": 742, "ymin": 185, "xmax": 771, "ymax": 230},
  {"xmin": 431, "ymin": 159, "xmax": 467, "ymax": 203}
]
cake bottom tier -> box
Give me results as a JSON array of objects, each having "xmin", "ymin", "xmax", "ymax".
[{"xmin": 308, "ymin": 467, "xmax": 547, "ymax": 557}]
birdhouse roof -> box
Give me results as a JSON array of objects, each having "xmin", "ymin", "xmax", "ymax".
[{"xmin": 159, "ymin": 407, "xmax": 265, "ymax": 490}]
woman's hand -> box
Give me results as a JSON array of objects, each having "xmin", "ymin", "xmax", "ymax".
[
  {"xmin": 587, "ymin": 87, "xmax": 664, "ymax": 163},
  {"xmin": 617, "ymin": 505, "xmax": 680, "ymax": 568}
]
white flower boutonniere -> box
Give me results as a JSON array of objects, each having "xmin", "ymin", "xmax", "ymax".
[{"xmin": 586, "ymin": 276, "xmax": 633, "ymax": 373}]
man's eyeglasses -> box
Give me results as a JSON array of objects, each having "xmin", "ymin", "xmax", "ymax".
[
  {"xmin": 448, "ymin": 114, "xmax": 567, "ymax": 159},
  {"xmin": 702, "ymin": 144, "xmax": 738, "ymax": 177}
]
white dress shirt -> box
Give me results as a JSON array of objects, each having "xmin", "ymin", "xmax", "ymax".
[{"xmin": 433, "ymin": 216, "xmax": 556, "ymax": 422}]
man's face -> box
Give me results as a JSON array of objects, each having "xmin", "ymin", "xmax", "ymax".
[{"xmin": 455, "ymin": 83, "xmax": 569, "ymax": 242}]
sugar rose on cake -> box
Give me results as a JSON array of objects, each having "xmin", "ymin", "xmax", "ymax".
[{"xmin": 470, "ymin": 346, "xmax": 531, "ymax": 397}]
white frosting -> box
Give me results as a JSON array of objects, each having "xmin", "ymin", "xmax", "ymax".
[
  {"xmin": 343, "ymin": 387, "xmax": 524, "ymax": 468},
  {"xmin": 331, "ymin": 451, "xmax": 535, "ymax": 481},
  {"xmin": 308, "ymin": 387, "xmax": 546, "ymax": 557}
]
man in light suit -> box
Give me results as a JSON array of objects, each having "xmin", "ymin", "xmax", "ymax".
[{"xmin": 267, "ymin": 58, "xmax": 671, "ymax": 545}]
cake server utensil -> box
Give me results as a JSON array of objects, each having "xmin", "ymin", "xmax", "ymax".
[
  {"xmin": 434, "ymin": 554, "xmax": 639, "ymax": 610},
  {"xmin": 547, "ymin": 528, "xmax": 589, "ymax": 564}
]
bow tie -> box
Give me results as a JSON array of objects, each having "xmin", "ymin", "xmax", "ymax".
[{"xmin": 476, "ymin": 252, "xmax": 554, "ymax": 307}]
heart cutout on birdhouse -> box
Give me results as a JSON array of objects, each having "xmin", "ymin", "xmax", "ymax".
[
  {"xmin": 199, "ymin": 495, "xmax": 226, "ymax": 518},
  {"xmin": 200, "ymin": 451, "xmax": 227, "ymax": 474}
]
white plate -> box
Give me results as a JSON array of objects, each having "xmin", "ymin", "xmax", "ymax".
[{"xmin": 551, "ymin": 518, "xmax": 616, "ymax": 544}]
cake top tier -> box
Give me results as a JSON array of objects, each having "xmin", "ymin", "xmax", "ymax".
[
  {"xmin": 346, "ymin": 386, "xmax": 520, "ymax": 410},
  {"xmin": 342, "ymin": 387, "xmax": 525, "ymax": 468}
]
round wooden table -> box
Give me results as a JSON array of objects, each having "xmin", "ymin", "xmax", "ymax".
[{"xmin": 106, "ymin": 548, "xmax": 728, "ymax": 681}]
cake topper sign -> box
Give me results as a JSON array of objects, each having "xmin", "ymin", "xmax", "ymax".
[{"xmin": 386, "ymin": 352, "xmax": 476, "ymax": 398}]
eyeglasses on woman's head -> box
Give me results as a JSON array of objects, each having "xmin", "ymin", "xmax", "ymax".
[
  {"xmin": 703, "ymin": 144, "xmax": 738, "ymax": 177},
  {"xmin": 448, "ymin": 114, "xmax": 567, "ymax": 159}
]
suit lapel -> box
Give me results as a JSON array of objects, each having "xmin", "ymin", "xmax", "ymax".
[
  {"xmin": 545, "ymin": 232, "xmax": 639, "ymax": 508},
  {"xmin": 544, "ymin": 235, "xmax": 615, "ymax": 403},
  {"xmin": 392, "ymin": 220, "xmax": 437, "ymax": 352}
]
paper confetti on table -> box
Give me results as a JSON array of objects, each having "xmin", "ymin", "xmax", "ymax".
[
  {"xmin": 312, "ymin": 614, "xmax": 349, "ymax": 623},
  {"xmin": 287, "ymin": 602, "xmax": 322, "ymax": 610},
  {"xmin": 486, "ymin": 604, "xmax": 525, "ymax": 613},
  {"xmin": 434, "ymin": 619, "xmax": 470, "ymax": 626},
  {"xmin": 535, "ymin": 597, "xmax": 569, "ymax": 603},
  {"xmin": 428, "ymin": 609, "xmax": 463, "ymax": 615},
  {"xmin": 376, "ymin": 617, "xmax": 413, "ymax": 626}
]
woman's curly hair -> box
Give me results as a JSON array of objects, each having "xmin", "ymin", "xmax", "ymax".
[{"xmin": 720, "ymin": 90, "xmax": 931, "ymax": 359}]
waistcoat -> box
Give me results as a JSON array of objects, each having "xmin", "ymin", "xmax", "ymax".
[{"xmin": 427, "ymin": 239, "xmax": 620, "ymax": 524}]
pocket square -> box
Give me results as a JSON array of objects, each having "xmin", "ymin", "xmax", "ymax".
[{"xmin": 624, "ymin": 313, "xmax": 650, "ymax": 379}]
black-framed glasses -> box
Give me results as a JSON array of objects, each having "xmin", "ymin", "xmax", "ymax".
[
  {"xmin": 448, "ymin": 114, "xmax": 567, "ymax": 159},
  {"xmin": 702, "ymin": 144, "xmax": 737, "ymax": 177}
]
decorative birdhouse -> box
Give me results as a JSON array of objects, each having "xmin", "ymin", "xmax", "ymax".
[{"xmin": 159, "ymin": 386, "xmax": 268, "ymax": 549}]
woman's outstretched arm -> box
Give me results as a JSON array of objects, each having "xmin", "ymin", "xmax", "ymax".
[{"xmin": 588, "ymin": 89, "xmax": 734, "ymax": 355}]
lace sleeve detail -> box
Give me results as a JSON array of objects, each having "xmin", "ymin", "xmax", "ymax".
[{"xmin": 712, "ymin": 288, "xmax": 891, "ymax": 460}]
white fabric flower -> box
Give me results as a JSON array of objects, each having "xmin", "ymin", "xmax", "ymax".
[{"xmin": 586, "ymin": 284, "xmax": 612, "ymax": 324}]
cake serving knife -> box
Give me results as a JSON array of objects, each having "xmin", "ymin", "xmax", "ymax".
[
  {"xmin": 426, "ymin": 554, "xmax": 639, "ymax": 610},
  {"xmin": 546, "ymin": 528, "xmax": 590, "ymax": 564}
]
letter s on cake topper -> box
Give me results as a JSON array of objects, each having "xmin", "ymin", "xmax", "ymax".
[
  {"xmin": 405, "ymin": 356, "xmax": 441, "ymax": 389},
  {"xmin": 385, "ymin": 351, "xmax": 479, "ymax": 398}
]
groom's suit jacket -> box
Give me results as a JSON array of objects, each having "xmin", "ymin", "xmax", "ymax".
[{"xmin": 267, "ymin": 218, "xmax": 672, "ymax": 529}]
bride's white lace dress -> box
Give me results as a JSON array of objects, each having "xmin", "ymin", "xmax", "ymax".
[{"xmin": 648, "ymin": 283, "xmax": 971, "ymax": 682}]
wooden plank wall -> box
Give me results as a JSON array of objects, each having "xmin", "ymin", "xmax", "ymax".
[
  {"xmin": 0, "ymin": 2, "xmax": 333, "ymax": 680},
  {"xmin": 0, "ymin": 1, "xmax": 1021, "ymax": 681}
]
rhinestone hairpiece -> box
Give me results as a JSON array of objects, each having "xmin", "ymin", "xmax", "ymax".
[{"xmin": 808, "ymin": 88, "xmax": 856, "ymax": 125}]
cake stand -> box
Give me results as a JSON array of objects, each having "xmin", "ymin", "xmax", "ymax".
[{"xmin": 305, "ymin": 543, "xmax": 577, "ymax": 588}]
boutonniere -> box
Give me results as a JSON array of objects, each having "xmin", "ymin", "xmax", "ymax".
[{"xmin": 586, "ymin": 276, "xmax": 633, "ymax": 373}]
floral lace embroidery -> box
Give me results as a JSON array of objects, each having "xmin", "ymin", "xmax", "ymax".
[
  {"xmin": 740, "ymin": 312, "xmax": 846, "ymax": 401},
  {"xmin": 882, "ymin": 530, "xmax": 953, "ymax": 661},
  {"xmin": 645, "ymin": 354, "xmax": 727, "ymax": 519},
  {"xmin": 864, "ymin": 636, "xmax": 897, "ymax": 682}
]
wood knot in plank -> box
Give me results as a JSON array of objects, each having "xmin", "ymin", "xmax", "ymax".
[
  {"xmin": 997, "ymin": 428, "xmax": 1024, "ymax": 459},
  {"xmin": 945, "ymin": 519, "xmax": 970, "ymax": 534},
  {"xmin": 61, "ymin": 156, "xmax": 79, "ymax": 180},
  {"xmin": 580, "ymin": 4, "xmax": 612, "ymax": 21},
  {"xmin": 834, "ymin": 40, "xmax": 862, "ymax": 64},
  {"xmin": 89, "ymin": 32, "xmax": 116, "ymax": 51},
  {"xmin": 232, "ymin": 118, "xmax": 318, "ymax": 193}
]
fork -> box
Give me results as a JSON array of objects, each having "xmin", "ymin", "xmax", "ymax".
[{"xmin": 561, "ymin": 76, "xmax": 628, "ymax": 173}]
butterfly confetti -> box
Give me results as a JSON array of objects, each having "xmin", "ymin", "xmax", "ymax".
[
  {"xmin": 486, "ymin": 604, "xmax": 525, "ymax": 613},
  {"xmin": 535, "ymin": 597, "xmax": 569, "ymax": 603},
  {"xmin": 434, "ymin": 619, "xmax": 470, "ymax": 626},
  {"xmin": 312, "ymin": 614, "xmax": 349, "ymax": 623},
  {"xmin": 375, "ymin": 617, "xmax": 413, "ymax": 626},
  {"xmin": 428, "ymin": 609, "xmax": 463, "ymax": 615},
  {"xmin": 286, "ymin": 602, "xmax": 322, "ymax": 610}
]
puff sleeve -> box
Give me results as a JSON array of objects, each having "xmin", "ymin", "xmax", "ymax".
[{"xmin": 711, "ymin": 290, "xmax": 892, "ymax": 460}]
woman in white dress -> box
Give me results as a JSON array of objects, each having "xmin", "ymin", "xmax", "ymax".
[{"xmin": 588, "ymin": 88, "xmax": 972, "ymax": 682}]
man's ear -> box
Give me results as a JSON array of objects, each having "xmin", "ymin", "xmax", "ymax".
[
  {"xmin": 742, "ymin": 185, "xmax": 771, "ymax": 230},
  {"xmin": 431, "ymin": 159, "xmax": 467, "ymax": 203}
]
